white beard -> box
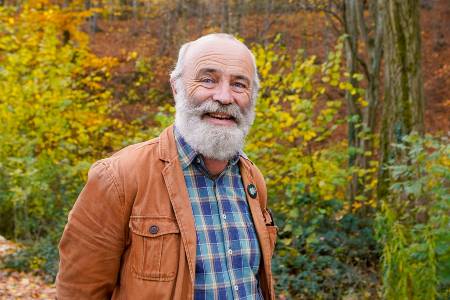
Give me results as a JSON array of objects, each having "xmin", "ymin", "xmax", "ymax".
[{"xmin": 174, "ymin": 80, "xmax": 255, "ymax": 161}]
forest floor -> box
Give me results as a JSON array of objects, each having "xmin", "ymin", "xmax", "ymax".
[{"xmin": 0, "ymin": 236, "xmax": 56, "ymax": 299}]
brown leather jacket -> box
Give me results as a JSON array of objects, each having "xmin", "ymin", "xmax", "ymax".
[{"xmin": 56, "ymin": 125, "xmax": 277, "ymax": 299}]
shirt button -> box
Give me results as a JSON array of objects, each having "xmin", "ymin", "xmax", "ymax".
[
  {"xmin": 228, "ymin": 249, "xmax": 233, "ymax": 255},
  {"xmin": 222, "ymin": 214, "xmax": 227, "ymax": 220},
  {"xmin": 196, "ymin": 157, "xmax": 201, "ymax": 164},
  {"xmin": 234, "ymin": 285, "xmax": 239, "ymax": 291}
]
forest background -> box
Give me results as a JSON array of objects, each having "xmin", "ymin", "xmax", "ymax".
[{"xmin": 0, "ymin": 0, "xmax": 448, "ymax": 299}]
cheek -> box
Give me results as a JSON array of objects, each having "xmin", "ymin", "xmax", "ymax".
[
  {"xmin": 236, "ymin": 91, "xmax": 252, "ymax": 108},
  {"xmin": 186, "ymin": 83, "xmax": 210, "ymax": 100}
]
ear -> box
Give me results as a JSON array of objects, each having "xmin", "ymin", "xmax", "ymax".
[{"xmin": 170, "ymin": 79, "xmax": 177, "ymax": 96}]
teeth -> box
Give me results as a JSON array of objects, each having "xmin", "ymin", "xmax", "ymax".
[{"xmin": 209, "ymin": 113, "xmax": 231, "ymax": 119}]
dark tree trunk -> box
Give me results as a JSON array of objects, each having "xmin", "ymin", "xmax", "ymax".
[
  {"xmin": 143, "ymin": 0, "xmax": 152, "ymax": 32},
  {"xmin": 231, "ymin": 0, "xmax": 245, "ymax": 34},
  {"xmin": 85, "ymin": 0, "xmax": 101, "ymax": 33},
  {"xmin": 340, "ymin": 0, "xmax": 385, "ymax": 209},
  {"xmin": 132, "ymin": 0, "xmax": 138, "ymax": 20},
  {"xmin": 366, "ymin": 1, "xmax": 384, "ymax": 135},
  {"xmin": 343, "ymin": 0, "xmax": 364, "ymax": 206},
  {"xmin": 377, "ymin": 0, "xmax": 424, "ymax": 200},
  {"xmin": 261, "ymin": 0, "xmax": 273, "ymax": 44},
  {"xmin": 195, "ymin": 1, "xmax": 206, "ymax": 35},
  {"xmin": 221, "ymin": 0, "xmax": 230, "ymax": 32}
]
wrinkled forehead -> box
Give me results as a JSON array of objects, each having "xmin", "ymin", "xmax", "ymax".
[{"xmin": 183, "ymin": 37, "xmax": 255, "ymax": 78}]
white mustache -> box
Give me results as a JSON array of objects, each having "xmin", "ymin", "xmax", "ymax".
[{"xmin": 187, "ymin": 100, "xmax": 244, "ymax": 124}]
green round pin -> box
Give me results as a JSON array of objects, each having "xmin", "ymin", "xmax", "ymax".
[{"xmin": 247, "ymin": 184, "xmax": 257, "ymax": 199}]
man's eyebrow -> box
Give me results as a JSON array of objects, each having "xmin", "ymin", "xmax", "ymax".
[
  {"xmin": 232, "ymin": 75, "xmax": 251, "ymax": 85},
  {"xmin": 196, "ymin": 68, "xmax": 219, "ymax": 76}
]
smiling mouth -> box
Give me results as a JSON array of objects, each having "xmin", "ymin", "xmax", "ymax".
[{"xmin": 204, "ymin": 112, "xmax": 236, "ymax": 122}]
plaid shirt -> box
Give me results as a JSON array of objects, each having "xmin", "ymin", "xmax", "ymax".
[{"xmin": 174, "ymin": 128, "xmax": 262, "ymax": 300}]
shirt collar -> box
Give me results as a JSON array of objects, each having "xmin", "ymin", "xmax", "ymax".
[{"xmin": 173, "ymin": 126, "xmax": 243, "ymax": 169}]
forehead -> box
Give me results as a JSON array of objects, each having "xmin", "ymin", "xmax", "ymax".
[{"xmin": 183, "ymin": 38, "xmax": 254, "ymax": 78}]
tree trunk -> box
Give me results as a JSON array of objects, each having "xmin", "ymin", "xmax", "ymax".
[
  {"xmin": 85, "ymin": 0, "xmax": 100, "ymax": 33},
  {"xmin": 366, "ymin": 1, "xmax": 384, "ymax": 135},
  {"xmin": 377, "ymin": 0, "xmax": 424, "ymax": 200},
  {"xmin": 343, "ymin": 0, "xmax": 363, "ymax": 207},
  {"xmin": 195, "ymin": 1, "xmax": 206, "ymax": 35},
  {"xmin": 143, "ymin": 0, "xmax": 152, "ymax": 32},
  {"xmin": 340, "ymin": 0, "xmax": 386, "ymax": 209},
  {"xmin": 133, "ymin": 0, "xmax": 138, "ymax": 18},
  {"xmin": 159, "ymin": 5, "xmax": 174, "ymax": 55},
  {"xmin": 221, "ymin": 0, "xmax": 230, "ymax": 32},
  {"xmin": 231, "ymin": 0, "xmax": 244, "ymax": 34},
  {"xmin": 261, "ymin": 0, "xmax": 274, "ymax": 44}
]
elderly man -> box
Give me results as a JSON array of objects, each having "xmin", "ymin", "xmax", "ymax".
[{"xmin": 56, "ymin": 33, "xmax": 277, "ymax": 300}]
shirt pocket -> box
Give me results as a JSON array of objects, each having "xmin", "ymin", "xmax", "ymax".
[{"xmin": 129, "ymin": 216, "xmax": 181, "ymax": 281}]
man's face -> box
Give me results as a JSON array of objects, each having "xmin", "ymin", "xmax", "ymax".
[
  {"xmin": 173, "ymin": 37, "xmax": 256, "ymax": 161},
  {"xmin": 180, "ymin": 37, "xmax": 254, "ymax": 126}
]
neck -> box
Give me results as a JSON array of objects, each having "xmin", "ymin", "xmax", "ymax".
[{"xmin": 203, "ymin": 157, "xmax": 228, "ymax": 176}]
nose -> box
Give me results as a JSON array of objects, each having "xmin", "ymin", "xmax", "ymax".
[{"xmin": 212, "ymin": 81, "xmax": 234, "ymax": 105}]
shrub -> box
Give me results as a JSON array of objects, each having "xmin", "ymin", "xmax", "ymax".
[
  {"xmin": 376, "ymin": 133, "xmax": 450, "ymax": 300},
  {"xmin": 0, "ymin": 4, "xmax": 132, "ymax": 277},
  {"xmin": 272, "ymin": 190, "xmax": 379, "ymax": 299}
]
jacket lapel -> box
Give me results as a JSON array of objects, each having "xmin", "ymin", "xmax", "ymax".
[
  {"xmin": 239, "ymin": 159, "xmax": 272, "ymax": 297},
  {"xmin": 159, "ymin": 126, "xmax": 197, "ymax": 284}
]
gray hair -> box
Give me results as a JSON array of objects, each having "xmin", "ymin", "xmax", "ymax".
[{"xmin": 170, "ymin": 33, "xmax": 260, "ymax": 104}]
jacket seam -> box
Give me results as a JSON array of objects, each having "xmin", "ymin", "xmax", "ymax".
[
  {"xmin": 108, "ymin": 139, "xmax": 160, "ymax": 163},
  {"xmin": 97, "ymin": 161, "xmax": 127, "ymax": 248}
]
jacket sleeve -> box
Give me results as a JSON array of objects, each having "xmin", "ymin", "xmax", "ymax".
[{"xmin": 56, "ymin": 161, "xmax": 127, "ymax": 299}]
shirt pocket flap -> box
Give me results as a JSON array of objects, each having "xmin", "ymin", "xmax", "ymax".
[{"xmin": 129, "ymin": 216, "xmax": 180, "ymax": 238}]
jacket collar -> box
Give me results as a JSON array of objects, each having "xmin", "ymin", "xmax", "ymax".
[{"xmin": 158, "ymin": 125, "xmax": 177, "ymax": 162}]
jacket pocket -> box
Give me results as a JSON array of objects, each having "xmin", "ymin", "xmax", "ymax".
[{"xmin": 129, "ymin": 216, "xmax": 180, "ymax": 281}]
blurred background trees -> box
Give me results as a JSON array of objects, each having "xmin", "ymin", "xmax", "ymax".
[{"xmin": 0, "ymin": 0, "xmax": 448, "ymax": 299}]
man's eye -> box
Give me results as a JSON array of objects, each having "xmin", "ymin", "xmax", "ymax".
[
  {"xmin": 232, "ymin": 82, "xmax": 247, "ymax": 89},
  {"xmin": 200, "ymin": 78, "xmax": 215, "ymax": 84}
]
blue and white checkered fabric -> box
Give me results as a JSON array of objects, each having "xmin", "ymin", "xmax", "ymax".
[{"xmin": 174, "ymin": 128, "xmax": 262, "ymax": 300}]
